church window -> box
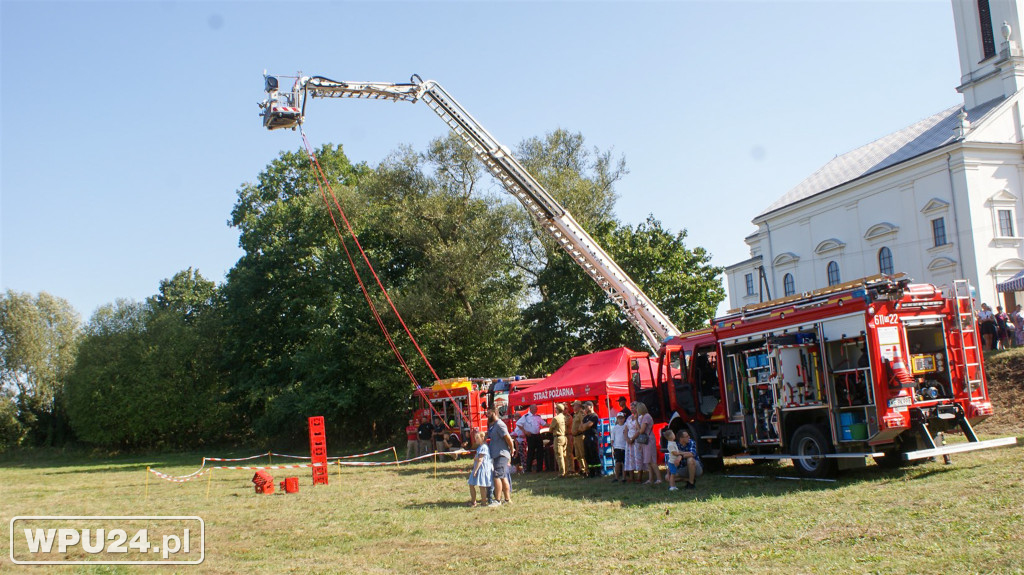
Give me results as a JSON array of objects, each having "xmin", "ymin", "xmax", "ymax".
[
  {"xmin": 827, "ymin": 261, "xmax": 841, "ymax": 286},
  {"xmin": 932, "ymin": 217, "xmax": 948, "ymax": 247},
  {"xmin": 783, "ymin": 273, "xmax": 795, "ymax": 296},
  {"xmin": 744, "ymin": 273, "xmax": 754, "ymax": 296},
  {"xmin": 878, "ymin": 247, "xmax": 894, "ymax": 275},
  {"xmin": 978, "ymin": 0, "xmax": 996, "ymax": 60},
  {"xmin": 997, "ymin": 209, "xmax": 1016, "ymax": 237}
]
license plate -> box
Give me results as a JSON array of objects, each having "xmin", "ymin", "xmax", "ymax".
[{"xmin": 888, "ymin": 396, "xmax": 912, "ymax": 408}]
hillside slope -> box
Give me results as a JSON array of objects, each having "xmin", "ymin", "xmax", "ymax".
[{"xmin": 979, "ymin": 348, "xmax": 1024, "ymax": 435}]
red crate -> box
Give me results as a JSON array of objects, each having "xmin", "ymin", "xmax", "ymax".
[
  {"xmin": 279, "ymin": 477, "xmax": 299, "ymax": 493},
  {"xmin": 252, "ymin": 470, "xmax": 273, "ymax": 488}
]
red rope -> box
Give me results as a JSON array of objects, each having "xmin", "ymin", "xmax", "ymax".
[
  {"xmin": 302, "ymin": 134, "xmax": 442, "ymax": 382},
  {"xmin": 299, "ymin": 134, "xmax": 470, "ymax": 430},
  {"xmin": 300, "ymin": 141, "xmax": 420, "ymax": 387}
]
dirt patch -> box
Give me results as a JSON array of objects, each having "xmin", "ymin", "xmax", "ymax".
[{"xmin": 978, "ymin": 348, "xmax": 1024, "ymax": 435}]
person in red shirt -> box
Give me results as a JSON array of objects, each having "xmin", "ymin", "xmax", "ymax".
[{"xmin": 405, "ymin": 419, "xmax": 419, "ymax": 459}]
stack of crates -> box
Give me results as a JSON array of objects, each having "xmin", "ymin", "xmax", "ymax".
[
  {"xmin": 598, "ymin": 418, "xmax": 613, "ymax": 476},
  {"xmin": 308, "ymin": 416, "xmax": 329, "ymax": 486},
  {"xmin": 252, "ymin": 470, "xmax": 275, "ymax": 494}
]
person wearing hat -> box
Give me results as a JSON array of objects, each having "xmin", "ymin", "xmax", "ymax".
[
  {"xmin": 615, "ymin": 396, "xmax": 632, "ymax": 420},
  {"xmin": 570, "ymin": 400, "xmax": 586, "ymax": 476},
  {"xmin": 549, "ymin": 403, "xmax": 569, "ymax": 477}
]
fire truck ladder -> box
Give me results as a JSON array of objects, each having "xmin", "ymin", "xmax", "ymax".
[
  {"xmin": 720, "ymin": 274, "xmax": 906, "ymax": 323},
  {"xmin": 269, "ymin": 74, "xmax": 681, "ymax": 351},
  {"xmin": 951, "ymin": 279, "xmax": 984, "ymax": 399}
]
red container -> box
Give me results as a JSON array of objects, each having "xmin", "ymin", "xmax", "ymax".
[
  {"xmin": 253, "ymin": 470, "xmax": 274, "ymax": 494},
  {"xmin": 279, "ymin": 477, "xmax": 299, "ymax": 493}
]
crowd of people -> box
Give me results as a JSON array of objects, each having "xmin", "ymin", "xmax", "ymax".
[
  {"xmin": 461, "ymin": 398, "xmax": 699, "ymax": 506},
  {"xmin": 404, "ymin": 415, "xmax": 466, "ymax": 460},
  {"xmin": 976, "ymin": 303, "xmax": 1024, "ymax": 351}
]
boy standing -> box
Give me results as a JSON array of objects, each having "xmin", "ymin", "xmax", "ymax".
[
  {"xmin": 662, "ymin": 428, "xmax": 684, "ymax": 491},
  {"xmin": 610, "ymin": 413, "xmax": 627, "ymax": 482}
]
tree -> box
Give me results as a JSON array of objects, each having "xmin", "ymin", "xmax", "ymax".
[
  {"xmin": 224, "ymin": 144, "xmax": 370, "ymax": 443},
  {"xmin": 65, "ymin": 299, "xmax": 149, "ymax": 447},
  {"xmin": 66, "ymin": 270, "xmax": 233, "ymax": 449},
  {"xmin": 510, "ymin": 130, "xmax": 724, "ymax": 373},
  {"xmin": 223, "ymin": 138, "xmax": 527, "ymax": 443},
  {"xmin": 359, "ymin": 135, "xmax": 526, "ymax": 377},
  {"xmin": 0, "ymin": 290, "xmax": 80, "ymax": 448}
]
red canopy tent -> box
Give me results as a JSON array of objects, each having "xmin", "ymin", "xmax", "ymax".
[{"xmin": 508, "ymin": 347, "xmax": 657, "ymax": 412}]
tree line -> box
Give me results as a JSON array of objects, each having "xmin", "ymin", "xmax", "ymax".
[{"xmin": 0, "ymin": 130, "xmax": 724, "ymax": 452}]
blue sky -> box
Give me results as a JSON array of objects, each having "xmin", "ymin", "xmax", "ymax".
[{"xmin": 1, "ymin": 1, "xmax": 962, "ymax": 321}]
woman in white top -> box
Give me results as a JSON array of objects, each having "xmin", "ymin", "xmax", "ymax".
[{"xmin": 978, "ymin": 303, "xmax": 997, "ymax": 351}]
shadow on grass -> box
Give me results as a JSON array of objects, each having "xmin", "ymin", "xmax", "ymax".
[
  {"xmin": 394, "ymin": 457, "xmax": 975, "ymax": 508},
  {"xmin": 406, "ymin": 500, "xmax": 480, "ymax": 510}
]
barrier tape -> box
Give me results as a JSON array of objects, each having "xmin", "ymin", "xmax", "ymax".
[
  {"xmin": 148, "ymin": 447, "xmax": 396, "ymax": 482},
  {"xmin": 204, "ymin": 453, "xmax": 272, "ymax": 462},
  {"xmin": 148, "ymin": 468, "xmax": 212, "ymax": 483},
  {"xmin": 211, "ymin": 462, "xmax": 328, "ymax": 471},
  {"xmin": 337, "ymin": 450, "xmax": 471, "ymax": 467},
  {"xmin": 270, "ymin": 446, "xmax": 394, "ymax": 460}
]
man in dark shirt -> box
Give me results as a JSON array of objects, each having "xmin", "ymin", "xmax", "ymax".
[
  {"xmin": 580, "ymin": 401, "xmax": 602, "ymax": 478},
  {"xmin": 431, "ymin": 416, "xmax": 446, "ymax": 453},
  {"xmin": 417, "ymin": 418, "xmax": 434, "ymax": 455},
  {"xmin": 616, "ymin": 396, "xmax": 632, "ymax": 420}
]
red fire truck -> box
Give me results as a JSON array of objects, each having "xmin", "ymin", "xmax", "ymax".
[
  {"xmin": 260, "ymin": 74, "xmax": 1015, "ymax": 476},
  {"xmin": 649, "ymin": 275, "xmax": 1016, "ymax": 477},
  {"xmin": 414, "ymin": 376, "xmax": 543, "ymax": 443}
]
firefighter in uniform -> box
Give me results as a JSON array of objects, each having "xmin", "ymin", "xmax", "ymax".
[
  {"xmin": 570, "ymin": 400, "xmax": 586, "ymax": 476},
  {"xmin": 550, "ymin": 403, "xmax": 569, "ymax": 477}
]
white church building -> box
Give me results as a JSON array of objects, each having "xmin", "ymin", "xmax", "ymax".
[{"xmin": 726, "ymin": 0, "xmax": 1024, "ymax": 311}]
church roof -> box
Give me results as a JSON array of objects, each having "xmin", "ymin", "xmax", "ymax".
[{"xmin": 757, "ymin": 97, "xmax": 1007, "ymax": 219}]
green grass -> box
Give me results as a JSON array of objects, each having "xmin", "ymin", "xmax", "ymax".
[{"xmin": 2, "ymin": 438, "xmax": 1023, "ymax": 574}]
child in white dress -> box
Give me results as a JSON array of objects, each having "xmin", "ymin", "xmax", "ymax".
[{"xmin": 467, "ymin": 430, "xmax": 493, "ymax": 507}]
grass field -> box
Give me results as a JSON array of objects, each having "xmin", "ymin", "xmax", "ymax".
[{"xmin": 2, "ymin": 435, "xmax": 1022, "ymax": 574}]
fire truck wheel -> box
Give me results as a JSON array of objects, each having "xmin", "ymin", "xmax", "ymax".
[
  {"xmin": 687, "ymin": 423, "xmax": 723, "ymax": 472},
  {"xmin": 790, "ymin": 424, "xmax": 837, "ymax": 478}
]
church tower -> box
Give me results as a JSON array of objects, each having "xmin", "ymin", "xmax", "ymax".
[{"xmin": 952, "ymin": 0, "xmax": 1024, "ymax": 108}]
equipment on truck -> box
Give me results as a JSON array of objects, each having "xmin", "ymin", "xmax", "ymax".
[{"xmin": 656, "ymin": 275, "xmax": 1016, "ymax": 477}]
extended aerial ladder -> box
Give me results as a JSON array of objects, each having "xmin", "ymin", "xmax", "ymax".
[{"xmin": 259, "ymin": 73, "xmax": 681, "ymax": 351}]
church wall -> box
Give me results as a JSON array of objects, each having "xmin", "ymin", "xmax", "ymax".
[{"xmin": 960, "ymin": 149, "xmax": 1024, "ymax": 304}]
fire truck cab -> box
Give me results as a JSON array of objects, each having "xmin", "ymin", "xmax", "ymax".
[{"xmin": 654, "ymin": 275, "xmax": 1016, "ymax": 477}]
